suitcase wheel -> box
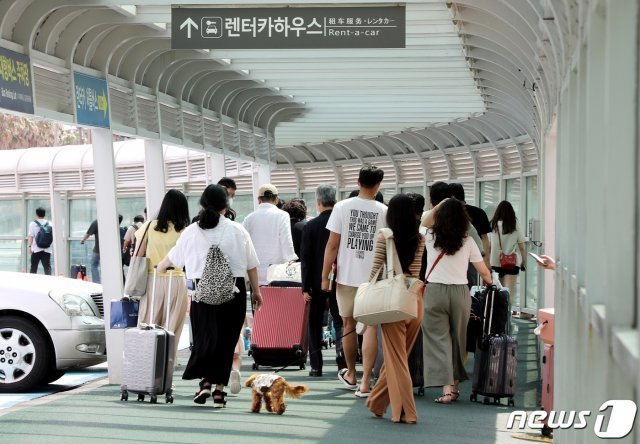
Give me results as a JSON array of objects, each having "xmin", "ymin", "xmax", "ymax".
[
  {"xmin": 150, "ymin": 395, "xmax": 158, "ymax": 404},
  {"xmin": 417, "ymin": 387, "xmax": 424, "ymax": 397},
  {"xmin": 252, "ymin": 363, "xmax": 258, "ymax": 370},
  {"xmin": 508, "ymin": 398, "xmax": 515, "ymax": 407},
  {"xmin": 299, "ymin": 364, "xmax": 305, "ymax": 370},
  {"xmin": 120, "ymin": 390, "xmax": 128, "ymax": 401},
  {"xmin": 166, "ymin": 394, "xmax": 174, "ymax": 404},
  {"xmin": 493, "ymin": 397, "xmax": 500, "ymax": 405},
  {"xmin": 137, "ymin": 394, "xmax": 145, "ymax": 402},
  {"xmin": 470, "ymin": 393, "xmax": 477, "ymax": 402},
  {"xmin": 541, "ymin": 425, "xmax": 553, "ymax": 437},
  {"xmin": 483, "ymin": 397, "xmax": 491, "ymax": 405}
]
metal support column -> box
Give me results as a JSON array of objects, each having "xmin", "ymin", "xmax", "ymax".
[
  {"xmin": 92, "ymin": 127, "xmax": 124, "ymax": 384},
  {"xmin": 251, "ymin": 163, "xmax": 271, "ymax": 210},
  {"xmin": 49, "ymin": 190, "xmax": 66, "ymax": 276},
  {"xmin": 144, "ymin": 139, "xmax": 166, "ymax": 219},
  {"xmin": 208, "ymin": 152, "xmax": 226, "ymax": 184}
]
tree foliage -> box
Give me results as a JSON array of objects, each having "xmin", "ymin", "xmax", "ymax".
[{"xmin": 0, "ymin": 113, "xmax": 91, "ymax": 149}]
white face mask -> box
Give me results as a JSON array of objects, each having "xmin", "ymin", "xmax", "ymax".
[{"xmin": 228, "ymin": 198, "xmax": 234, "ymax": 207}]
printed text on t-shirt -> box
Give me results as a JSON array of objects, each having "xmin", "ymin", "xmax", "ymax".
[{"xmin": 346, "ymin": 209, "xmax": 379, "ymax": 256}]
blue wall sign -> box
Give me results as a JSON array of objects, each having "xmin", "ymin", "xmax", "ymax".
[
  {"xmin": 0, "ymin": 47, "xmax": 34, "ymax": 114},
  {"xmin": 74, "ymin": 72, "xmax": 110, "ymax": 128}
]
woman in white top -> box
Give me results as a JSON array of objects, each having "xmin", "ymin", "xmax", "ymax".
[
  {"xmin": 157, "ymin": 184, "xmax": 262, "ymax": 409},
  {"xmin": 422, "ymin": 198, "xmax": 492, "ymax": 404},
  {"xmin": 488, "ymin": 200, "xmax": 526, "ymax": 304}
]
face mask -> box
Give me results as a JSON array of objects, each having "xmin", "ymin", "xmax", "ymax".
[{"xmin": 228, "ymin": 198, "xmax": 234, "ymax": 207}]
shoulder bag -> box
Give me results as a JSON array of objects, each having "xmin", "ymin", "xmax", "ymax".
[
  {"xmin": 497, "ymin": 229, "xmax": 517, "ymax": 269},
  {"xmin": 124, "ymin": 222, "xmax": 151, "ymax": 297},
  {"xmin": 353, "ymin": 228, "xmax": 421, "ymax": 326}
]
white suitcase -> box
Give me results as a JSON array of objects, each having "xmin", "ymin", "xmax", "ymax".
[{"xmin": 120, "ymin": 267, "xmax": 176, "ymax": 404}]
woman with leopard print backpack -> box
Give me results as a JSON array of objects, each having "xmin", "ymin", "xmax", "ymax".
[{"xmin": 158, "ymin": 184, "xmax": 262, "ymax": 409}]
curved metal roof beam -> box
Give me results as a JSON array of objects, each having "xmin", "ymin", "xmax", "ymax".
[
  {"xmin": 54, "ymin": 9, "xmax": 145, "ymax": 61},
  {"xmin": 75, "ymin": 24, "xmax": 118, "ymax": 67},
  {"xmin": 210, "ymin": 80, "xmax": 261, "ymax": 114},
  {"xmin": 159, "ymin": 58, "xmax": 229, "ymax": 96},
  {"xmin": 229, "ymin": 88, "xmax": 277, "ymax": 120},
  {"xmin": 304, "ymin": 143, "xmax": 341, "ymax": 187},
  {"xmin": 239, "ymin": 94, "xmax": 280, "ymax": 123},
  {"xmin": 143, "ymin": 49, "xmax": 215, "ymax": 92},
  {"xmin": 345, "ymin": 139, "xmax": 379, "ymax": 159},
  {"xmin": 428, "ymin": 126, "xmax": 478, "ymax": 180},
  {"xmin": 473, "ymin": 111, "xmax": 525, "ymax": 142},
  {"xmin": 454, "ymin": 121, "xmax": 503, "ymax": 178},
  {"xmin": 170, "ymin": 61, "xmax": 233, "ymax": 100},
  {"xmin": 33, "ymin": 6, "xmax": 85, "ymax": 54},
  {"xmin": 410, "ymin": 131, "xmax": 454, "ymax": 180},
  {"xmin": 474, "ymin": 83, "xmax": 537, "ymax": 136},
  {"xmin": 0, "ymin": 0, "xmax": 32, "ymax": 41},
  {"xmin": 192, "ymin": 72, "xmax": 245, "ymax": 108},
  {"xmin": 291, "ymin": 145, "xmax": 317, "ymax": 164},
  {"xmin": 326, "ymin": 141, "xmax": 362, "ymax": 163},
  {"xmin": 203, "ymin": 78, "xmax": 245, "ymax": 110},
  {"xmin": 117, "ymin": 39, "xmax": 169, "ymax": 82},
  {"xmin": 464, "ymin": 34, "xmax": 549, "ymax": 127},
  {"xmin": 388, "ymin": 133, "xmax": 430, "ymax": 185},
  {"xmin": 91, "ymin": 27, "xmax": 164, "ymax": 73},
  {"xmin": 470, "ymin": 57, "xmax": 537, "ymax": 109},
  {"xmin": 266, "ymin": 106, "xmax": 306, "ymax": 134},
  {"xmin": 463, "ymin": 114, "xmax": 507, "ymax": 141},
  {"xmin": 356, "ymin": 139, "xmax": 400, "ymax": 185},
  {"xmin": 481, "ymin": 111, "xmax": 534, "ymax": 144},
  {"xmin": 220, "ymin": 84, "xmax": 268, "ymax": 117},
  {"xmin": 245, "ymin": 96, "xmax": 290, "ymax": 125},
  {"xmin": 259, "ymin": 102, "xmax": 304, "ymax": 130},
  {"xmin": 275, "ymin": 151, "xmax": 303, "ymax": 191},
  {"xmin": 181, "ymin": 70, "xmax": 214, "ymax": 102}
]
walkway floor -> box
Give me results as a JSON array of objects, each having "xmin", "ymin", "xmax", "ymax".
[{"xmin": 0, "ymin": 320, "xmax": 543, "ymax": 444}]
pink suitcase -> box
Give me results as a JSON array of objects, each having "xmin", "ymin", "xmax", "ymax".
[
  {"xmin": 541, "ymin": 345, "xmax": 554, "ymax": 437},
  {"xmin": 537, "ymin": 308, "xmax": 555, "ymax": 345},
  {"xmin": 250, "ymin": 287, "xmax": 309, "ymax": 370}
]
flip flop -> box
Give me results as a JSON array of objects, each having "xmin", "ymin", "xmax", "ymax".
[
  {"xmin": 338, "ymin": 368, "xmax": 357, "ymax": 390},
  {"xmin": 355, "ymin": 390, "xmax": 370, "ymax": 398}
]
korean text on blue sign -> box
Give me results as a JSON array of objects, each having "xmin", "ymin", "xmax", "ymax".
[
  {"xmin": 171, "ymin": 6, "xmax": 405, "ymax": 49},
  {"xmin": 74, "ymin": 72, "xmax": 110, "ymax": 128},
  {"xmin": 0, "ymin": 47, "xmax": 34, "ymax": 114}
]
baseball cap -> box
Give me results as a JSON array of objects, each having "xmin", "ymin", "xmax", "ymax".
[{"xmin": 258, "ymin": 184, "xmax": 278, "ymax": 197}]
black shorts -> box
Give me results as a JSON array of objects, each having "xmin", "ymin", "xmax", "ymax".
[{"xmin": 492, "ymin": 266, "xmax": 520, "ymax": 278}]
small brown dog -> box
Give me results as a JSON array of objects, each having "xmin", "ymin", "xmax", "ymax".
[{"xmin": 245, "ymin": 373, "xmax": 308, "ymax": 415}]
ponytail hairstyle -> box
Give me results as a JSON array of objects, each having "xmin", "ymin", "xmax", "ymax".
[
  {"xmin": 198, "ymin": 184, "xmax": 228, "ymax": 229},
  {"xmin": 432, "ymin": 198, "xmax": 470, "ymax": 255}
]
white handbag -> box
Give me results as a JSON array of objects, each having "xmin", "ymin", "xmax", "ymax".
[
  {"xmin": 353, "ymin": 228, "xmax": 420, "ymax": 326},
  {"xmin": 266, "ymin": 260, "xmax": 302, "ymax": 284}
]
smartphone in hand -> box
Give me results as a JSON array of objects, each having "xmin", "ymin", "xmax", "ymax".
[{"xmin": 528, "ymin": 252, "xmax": 546, "ymax": 265}]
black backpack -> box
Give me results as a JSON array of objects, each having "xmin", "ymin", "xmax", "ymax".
[{"xmin": 34, "ymin": 220, "xmax": 53, "ymax": 249}]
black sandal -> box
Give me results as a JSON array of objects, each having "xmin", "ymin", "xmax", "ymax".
[
  {"xmin": 212, "ymin": 389, "xmax": 227, "ymax": 408},
  {"xmin": 194, "ymin": 382, "xmax": 212, "ymax": 404}
]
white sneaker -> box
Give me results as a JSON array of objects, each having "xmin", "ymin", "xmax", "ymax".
[
  {"xmin": 355, "ymin": 322, "xmax": 367, "ymax": 335},
  {"xmin": 229, "ymin": 369, "xmax": 241, "ymax": 395}
]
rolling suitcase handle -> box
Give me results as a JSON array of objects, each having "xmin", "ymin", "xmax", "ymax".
[{"xmin": 150, "ymin": 265, "xmax": 174, "ymax": 329}]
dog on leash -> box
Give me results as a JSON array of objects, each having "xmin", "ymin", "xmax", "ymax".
[{"xmin": 245, "ymin": 374, "xmax": 308, "ymax": 415}]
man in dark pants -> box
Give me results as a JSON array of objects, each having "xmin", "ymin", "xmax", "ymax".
[
  {"xmin": 300, "ymin": 184, "xmax": 346, "ymax": 377},
  {"xmin": 27, "ymin": 207, "xmax": 52, "ymax": 275}
]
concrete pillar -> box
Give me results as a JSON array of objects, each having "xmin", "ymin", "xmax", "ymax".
[
  {"xmin": 208, "ymin": 152, "xmax": 226, "ymax": 184},
  {"xmin": 144, "ymin": 139, "xmax": 166, "ymax": 219},
  {"xmin": 251, "ymin": 163, "xmax": 271, "ymax": 210},
  {"xmin": 92, "ymin": 127, "xmax": 124, "ymax": 384},
  {"xmin": 542, "ymin": 121, "xmax": 557, "ymax": 308},
  {"xmin": 49, "ymin": 190, "xmax": 66, "ymax": 276}
]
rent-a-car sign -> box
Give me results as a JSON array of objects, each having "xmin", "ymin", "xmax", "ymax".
[{"xmin": 171, "ymin": 6, "xmax": 405, "ymax": 49}]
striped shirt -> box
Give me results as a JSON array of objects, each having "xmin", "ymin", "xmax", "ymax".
[{"xmin": 369, "ymin": 231, "xmax": 425, "ymax": 280}]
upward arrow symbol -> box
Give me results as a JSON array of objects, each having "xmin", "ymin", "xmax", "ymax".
[{"xmin": 180, "ymin": 17, "xmax": 198, "ymax": 39}]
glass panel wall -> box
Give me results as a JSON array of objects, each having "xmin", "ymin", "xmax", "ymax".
[
  {"xmin": 26, "ymin": 198, "xmax": 54, "ymax": 271},
  {"xmin": 187, "ymin": 195, "xmax": 201, "ymax": 221},
  {"xmin": 505, "ymin": 179, "xmax": 521, "ymax": 220},
  {"xmin": 0, "ymin": 199, "xmax": 25, "ymax": 272},
  {"xmin": 232, "ymin": 194, "xmax": 254, "ymax": 223},
  {"xmin": 69, "ymin": 199, "xmax": 97, "ymax": 237},
  {"xmin": 478, "ymin": 180, "xmax": 500, "ymax": 220},
  {"xmin": 301, "ymin": 192, "xmax": 317, "ymax": 217},
  {"xmin": 117, "ymin": 197, "xmax": 146, "ymax": 227},
  {"xmin": 524, "ymin": 175, "xmax": 539, "ymax": 312}
]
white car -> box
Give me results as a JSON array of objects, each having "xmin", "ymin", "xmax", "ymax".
[{"xmin": 0, "ymin": 272, "xmax": 106, "ymax": 392}]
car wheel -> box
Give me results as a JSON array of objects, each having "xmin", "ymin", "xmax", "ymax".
[
  {"xmin": 42, "ymin": 369, "xmax": 66, "ymax": 385},
  {"xmin": 0, "ymin": 316, "xmax": 51, "ymax": 392}
]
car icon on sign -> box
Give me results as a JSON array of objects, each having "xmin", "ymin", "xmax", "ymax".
[{"xmin": 201, "ymin": 17, "xmax": 222, "ymax": 38}]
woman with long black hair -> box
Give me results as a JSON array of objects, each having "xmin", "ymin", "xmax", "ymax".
[
  {"xmin": 421, "ymin": 198, "xmax": 492, "ymax": 404},
  {"xmin": 489, "ymin": 200, "xmax": 526, "ymax": 303},
  {"xmin": 365, "ymin": 194, "xmax": 425, "ymax": 424},
  {"xmin": 135, "ymin": 189, "xmax": 190, "ymax": 353},
  {"xmin": 157, "ymin": 184, "xmax": 261, "ymax": 408}
]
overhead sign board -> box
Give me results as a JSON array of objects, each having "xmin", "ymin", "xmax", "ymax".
[
  {"xmin": 171, "ymin": 6, "xmax": 405, "ymax": 49},
  {"xmin": 0, "ymin": 47, "xmax": 34, "ymax": 114},
  {"xmin": 74, "ymin": 72, "xmax": 110, "ymax": 129}
]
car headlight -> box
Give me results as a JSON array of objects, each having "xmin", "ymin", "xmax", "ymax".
[{"xmin": 49, "ymin": 291, "xmax": 97, "ymax": 317}]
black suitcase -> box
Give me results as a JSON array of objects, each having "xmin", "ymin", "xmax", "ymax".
[
  {"xmin": 470, "ymin": 285, "xmax": 517, "ymax": 406},
  {"xmin": 70, "ymin": 264, "xmax": 87, "ymax": 280},
  {"xmin": 409, "ymin": 327, "xmax": 424, "ymax": 396}
]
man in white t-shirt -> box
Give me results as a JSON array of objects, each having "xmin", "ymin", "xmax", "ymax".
[
  {"xmin": 27, "ymin": 207, "xmax": 53, "ymax": 275},
  {"xmin": 243, "ymin": 184, "xmax": 297, "ymax": 285},
  {"xmin": 322, "ymin": 165, "xmax": 387, "ymax": 397}
]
